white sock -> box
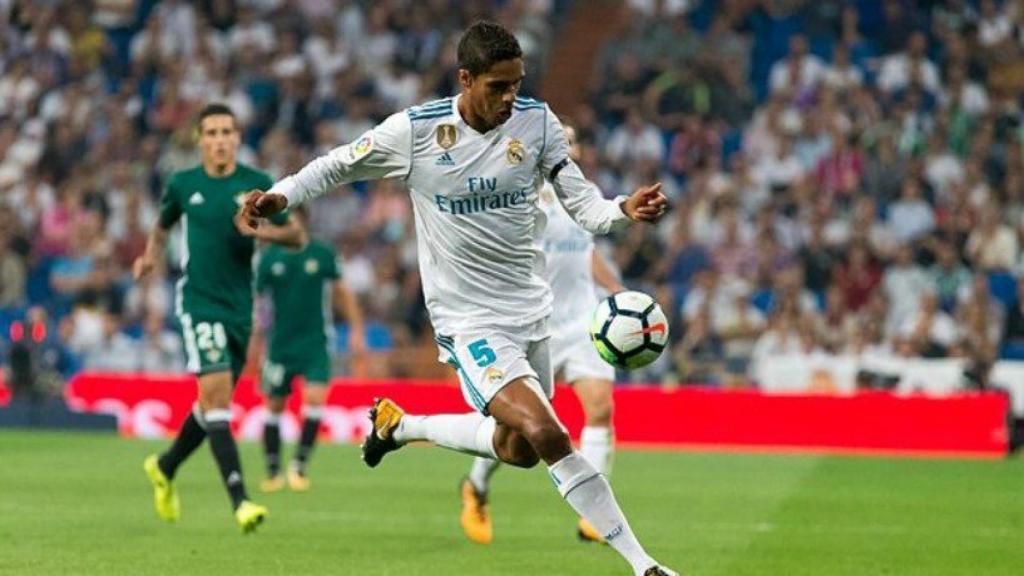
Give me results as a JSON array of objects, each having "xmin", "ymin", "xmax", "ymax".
[
  {"xmin": 548, "ymin": 452, "xmax": 655, "ymax": 575},
  {"xmin": 394, "ymin": 413, "xmax": 498, "ymax": 459},
  {"xmin": 580, "ymin": 426, "xmax": 613, "ymax": 476},
  {"xmin": 468, "ymin": 457, "xmax": 501, "ymax": 493}
]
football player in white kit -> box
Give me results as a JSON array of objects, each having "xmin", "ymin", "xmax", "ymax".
[
  {"xmin": 459, "ymin": 123, "xmax": 624, "ymax": 545},
  {"xmin": 237, "ymin": 22, "xmax": 677, "ymax": 576}
]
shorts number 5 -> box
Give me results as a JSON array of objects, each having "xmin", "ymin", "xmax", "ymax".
[{"xmin": 468, "ymin": 339, "xmax": 496, "ymax": 367}]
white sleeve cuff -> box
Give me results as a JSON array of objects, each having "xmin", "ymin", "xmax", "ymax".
[
  {"xmin": 611, "ymin": 195, "xmax": 631, "ymax": 228},
  {"xmin": 267, "ymin": 177, "xmax": 298, "ymax": 207}
]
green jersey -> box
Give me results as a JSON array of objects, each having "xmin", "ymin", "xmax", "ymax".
[
  {"xmin": 159, "ymin": 163, "xmax": 284, "ymax": 323},
  {"xmin": 256, "ymin": 241, "xmax": 341, "ymax": 362}
]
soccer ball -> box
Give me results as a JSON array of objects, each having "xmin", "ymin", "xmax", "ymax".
[{"xmin": 590, "ymin": 291, "xmax": 669, "ymax": 369}]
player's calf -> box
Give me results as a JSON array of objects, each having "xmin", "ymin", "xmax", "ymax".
[{"xmin": 492, "ymin": 424, "xmax": 540, "ymax": 468}]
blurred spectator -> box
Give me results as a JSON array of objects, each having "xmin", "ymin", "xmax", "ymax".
[
  {"xmin": 833, "ymin": 243, "xmax": 882, "ymax": 312},
  {"xmin": 887, "ymin": 179, "xmax": 936, "ymax": 244},
  {"xmin": 823, "ymin": 43, "xmax": 864, "ymax": 93},
  {"xmin": 80, "ymin": 312, "xmax": 138, "ymax": 371},
  {"xmin": 815, "ymin": 129, "xmax": 862, "ymax": 207},
  {"xmin": 708, "ymin": 204, "xmax": 755, "ymax": 281},
  {"xmin": 0, "ymin": 229, "xmax": 27, "ymax": 308},
  {"xmin": 123, "ymin": 262, "xmax": 171, "ymax": 327},
  {"xmin": 137, "ymin": 311, "xmax": 184, "ymax": 373},
  {"xmin": 768, "ymin": 34, "xmax": 825, "ymax": 98},
  {"xmin": 605, "ymin": 107, "xmax": 665, "ymax": 170},
  {"xmin": 967, "ymin": 203, "xmax": 1019, "ymax": 271},
  {"xmin": 877, "ymin": 31, "xmax": 940, "ymax": 95},
  {"xmin": 896, "ymin": 292, "xmax": 959, "ymax": 358},
  {"xmin": 929, "ymin": 240, "xmax": 972, "ymax": 310},
  {"xmin": 749, "ymin": 296, "xmax": 820, "ymax": 382},
  {"xmin": 863, "ymin": 132, "xmax": 908, "ymax": 204},
  {"xmin": 799, "ymin": 216, "xmax": 835, "ymax": 294},
  {"xmin": 658, "ymin": 206, "xmax": 711, "ymax": 292},
  {"xmin": 817, "ymin": 285, "xmax": 857, "ymax": 353},
  {"xmin": 883, "ymin": 243, "xmax": 932, "ymax": 335}
]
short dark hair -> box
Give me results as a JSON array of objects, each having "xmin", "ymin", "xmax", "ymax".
[
  {"xmin": 196, "ymin": 103, "xmax": 237, "ymax": 130},
  {"xmin": 457, "ymin": 21, "xmax": 523, "ymax": 76}
]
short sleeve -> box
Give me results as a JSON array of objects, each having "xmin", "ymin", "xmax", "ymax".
[{"xmin": 158, "ymin": 173, "xmax": 183, "ymax": 229}]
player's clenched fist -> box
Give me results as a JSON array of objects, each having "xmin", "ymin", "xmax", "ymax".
[
  {"xmin": 621, "ymin": 182, "xmax": 669, "ymax": 224},
  {"xmin": 235, "ymin": 190, "xmax": 288, "ymax": 236}
]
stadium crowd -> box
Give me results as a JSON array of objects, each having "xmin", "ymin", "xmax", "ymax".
[{"xmin": 2, "ymin": 0, "xmax": 1024, "ymax": 390}]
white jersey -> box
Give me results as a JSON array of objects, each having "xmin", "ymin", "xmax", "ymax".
[
  {"xmin": 268, "ymin": 94, "xmax": 629, "ymax": 335},
  {"xmin": 539, "ymin": 183, "xmax": 599, "ymax": 343}
]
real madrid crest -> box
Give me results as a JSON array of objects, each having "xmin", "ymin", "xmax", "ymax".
[
  {"xmin": 506, "ymin": 138, "xmax": 524, "ymax": 165},
  {"xmin": 484, "ymin": 366, "xmax": 505, "ymax": 385},
  {"xmin": 436, "ymin": 124, "xmax": 458, "ymax": 149}
]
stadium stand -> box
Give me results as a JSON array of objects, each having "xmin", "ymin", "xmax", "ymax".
[{"xmin": 1, "ymin": 0, "xmax": 1024, "ymax": 396}]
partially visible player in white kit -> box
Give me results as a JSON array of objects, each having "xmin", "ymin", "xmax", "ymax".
[
  {"xmin": 236, "ymin": 21, "xmax": 677, "ymax": 576},
  {"xmin": 459, "ymin": 123, "xmax": 625, "ymax": 545}
]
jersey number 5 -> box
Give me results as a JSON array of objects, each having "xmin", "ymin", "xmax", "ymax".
[{"xmin": 468, "ymin": 339, "xmax": 496, "ymax": 367}]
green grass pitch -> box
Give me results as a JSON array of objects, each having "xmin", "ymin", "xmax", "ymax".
[{"xmin": 2, "ymin": 430, "xmax": 1023, "ymax": 575}]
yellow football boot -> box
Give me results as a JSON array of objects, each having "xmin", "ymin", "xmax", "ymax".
[
  {"xmin": 459, "ymin": 477, "xmax": 493, "ymax": 545},
  {"xmin": 287, "ymin": 466, "xmax": 310, "ymax": 492},
  {"xmin": 577, "ymin": 517, "xmax": 604, "ymax": 543},
  {"xmin": 361, "ymin": 397, "xmax": 405, "ymax": 467},
  {"xmin": 143, "ymin": 454, "xmax": 180, "ymax": 523},
  {"xmin": 235, "ymin": 500, "xmax": 268, "ymax": 534},
  {"xmin": 260, "ymin": 475, "xmax": 285, "ymax": 493}
]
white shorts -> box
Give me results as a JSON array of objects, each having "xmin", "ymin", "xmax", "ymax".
[
  {"xmin": 435, "ymin": 319, "xmax": 553, "ymax": 414},
  {"xmin": 550, "ymin": 329, "xmax": 616, "ymax": 384}
]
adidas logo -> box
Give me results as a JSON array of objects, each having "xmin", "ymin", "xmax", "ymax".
[
  {"xmin": 436, "ymin": 152, "xmax": 455, "ymax": 166},
  {"xmin": 189, "ymin": 192, "xmax": 204, "ymax": 205}
]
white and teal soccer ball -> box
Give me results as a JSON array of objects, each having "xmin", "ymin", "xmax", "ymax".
[{"xmin": 590, "ymin": 291, "xmax": 669, "ymax": 369}]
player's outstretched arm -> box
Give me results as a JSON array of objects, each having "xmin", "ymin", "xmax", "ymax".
[
  {"xmin": 543, "ymin": 106, "xmax": 668, "ymax": 232},
  {"xmin": 236, "ymin": 113, "xmax": 412, "ymax": 234}
]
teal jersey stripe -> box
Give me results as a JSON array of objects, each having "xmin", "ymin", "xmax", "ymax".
[
  {"xmin": 415, "ymin": 98, "xmax": 452, "ymax": 110},
  {"xmin": 409, "ymin": 99, "xmax": 452, "ymax": 116},
  {"xmin": 409, "ymin": 110, "xmax": 454, "ymax": 121}
]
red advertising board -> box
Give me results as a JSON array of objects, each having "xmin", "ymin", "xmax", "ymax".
[{"xmin": 59, "ymin": 372, "xmax": 1009, "ymax": 457}]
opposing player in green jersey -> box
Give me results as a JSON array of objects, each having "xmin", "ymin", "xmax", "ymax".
[
  {"xmin": 254, "ymin": 207, "xmax": 366, "ymax": 493},
  {"xmin": 136, "ymin": 103, "xmax": 304, "ymax": 533}
]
